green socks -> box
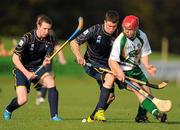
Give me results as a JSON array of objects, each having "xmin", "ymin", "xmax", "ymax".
[{"xmin": 141, "ymin": 98, "xmax": 159, "ymax": 117}]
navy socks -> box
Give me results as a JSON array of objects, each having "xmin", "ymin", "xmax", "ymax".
[
  {"xmin": 6, "ymin": 97, "xmax": 21, "ymax": 113},
  {"xmin": 48, "ymin": 87, "xmax": 59, "ymax": 117}
]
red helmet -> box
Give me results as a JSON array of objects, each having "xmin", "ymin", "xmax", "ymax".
[{"xmin": 122, "ymin": 15, "xmax": 139, "ymax": 29}]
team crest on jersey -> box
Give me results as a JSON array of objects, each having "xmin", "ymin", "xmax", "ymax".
[
  {"xmin": 30, "ymin": 44, "xmax": 34, "ymax": 51},
  {"xmin": 18, "ymin": 40, "xmax": 24, "ymax": 47},
  {"xmin": 83, "ymin": 29, "xmax": 89, "ymax": 35},
  {"xmin": 96, "ymin": 35, "xmax": 102, "ymax": 44}
]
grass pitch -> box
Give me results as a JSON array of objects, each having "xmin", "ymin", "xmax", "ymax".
[
  {"xmin": 1, "ymin": 37, "xmax": 180, "ymax": 129},
  {"xmin": 0, "ymin": 75, "xmax": 180, "ymax": 130}
]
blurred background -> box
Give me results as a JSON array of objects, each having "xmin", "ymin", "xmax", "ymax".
[
  {"xmin": 1, "ymin": 1, "xmax": 180, "ymax": 128},
  {"xmin": 0, "ymin": 0, "xmax": 180, "ymax": 83},
  {"xmin": 0, "ymin": 0, "xmax": 180, "ymax": 53}
]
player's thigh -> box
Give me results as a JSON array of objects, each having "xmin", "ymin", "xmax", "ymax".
[{"xmin": 42, "ymin": 73, "xmax": 55, "ymax": 88}]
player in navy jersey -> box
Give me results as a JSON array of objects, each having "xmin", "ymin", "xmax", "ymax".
[
  {"xmin": 70, "ymin": 10, "xmax": 120, "ymax": 122},
  {"xmin": 35, "ymin": 31, "xmax": 67, "ymax": 105},
  {"xmin": 3, "ymin": 15, "xmax": 62, "ymax": 121},
  {"xmin": 34, "ymin": 15, "xmax": 66, "ymax": 105}
]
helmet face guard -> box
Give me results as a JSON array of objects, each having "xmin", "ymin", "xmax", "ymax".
[{"xmin": 122, "ymin": 15, "xmax": 139, "ymax": 30}]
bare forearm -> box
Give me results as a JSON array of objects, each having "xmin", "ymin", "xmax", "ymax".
[
  {"xmin": 70, "ymin": 40, "xmax": 82, "ymax": 58},
  {"xmin": 141, "ymin": 55, "xmax": 149, "ymax": 68},
  {"xmin": 70, "ymin": 40, "xmax": 84, "ymax": 65},
  {"xmin": 12, "ymin": 54, "xmax": 29, "ymax": 75},
  {"xmin": 109, "ymin": 59, "xmax": 125, "ymax": 81},
  {"xmin": 141, "ymin": 55, "xmax": 156, "ymax": 76}
]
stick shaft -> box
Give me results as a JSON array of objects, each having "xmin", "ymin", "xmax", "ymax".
[
  {"xmin": 126, "ymin": 76, "xmax": 146, "ymax": 85},
  {"xmin": 49, "ymin": 40, "xmax": 68, "ymax": 60},
  {"xmin": 85, "ymin": 62, "xmax": 165, "ymax": 89},
  {"xmin": 125, "ymin": 79, "xmax": 154, "ymax": 101},
  {"xmin": 85, "ymin": 62, "xmax": 171, "ymax": 112}
]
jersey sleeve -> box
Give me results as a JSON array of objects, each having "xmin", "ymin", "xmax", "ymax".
[
  {"xmin": 141, "ymin": 33, "xmax": 152, "ymax": 57},
  {"xmin": 75, "ymin": 25, "xmax": 96, "ymax": 45},
  {"xmin": 14, "ymin": 35, "xmax": 29, "ymax": 57},
  {"xmin": 109, "ymin": 34, "xmax": 121, "ymax": 62}
]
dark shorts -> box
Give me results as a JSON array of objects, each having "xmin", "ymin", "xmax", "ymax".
[
  {"xmin": 83, "ymin": 64, "xmax": 115, "ymax": 93},
  {"xmin": 13, "ymin": 66, "xmax": 49, "ymax": 93},
  {"xmin": 34, "ymin": 63, "xmax": 53, "ymax": 91},
  {"xmin": 124, "ymin": 66, "xmax": 148, "ymax": 82}
]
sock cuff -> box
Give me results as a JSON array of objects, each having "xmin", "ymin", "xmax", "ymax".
[
  {"xmin": 48, "ymin": 87, "xmax": 56, "ymax": 91},
  {"xmin": 101, "ymin": 86, "xmax": 111, "ymax": 92}
]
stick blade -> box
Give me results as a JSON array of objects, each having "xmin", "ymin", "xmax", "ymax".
[
  {"xmin": 152, "ymin": 98, "xmax": 172, "ymax": 112},
  {"xmin": 158, "ymin": 81, "xmax": 168, "ymax": 89}
]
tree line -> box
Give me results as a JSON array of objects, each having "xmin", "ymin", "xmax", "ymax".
[{"xmin": 0, "ymin": 0, "xmax": 180, "ymax": 53}]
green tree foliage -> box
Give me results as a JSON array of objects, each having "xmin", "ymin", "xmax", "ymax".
[{"xmin": 0, "ymin": 0, "xmax": 179, "ymax": 53}]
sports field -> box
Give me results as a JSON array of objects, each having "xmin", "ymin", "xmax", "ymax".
[
  {"xmin": 0, "ymin": 39, "xmax": 180, "ymax": 130},
  {"xmin": 0, "ymin": 75, "xmax": 180, "ymax": 130}
]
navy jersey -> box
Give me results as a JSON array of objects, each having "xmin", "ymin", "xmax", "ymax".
[
  {"xmin": 75, "ymin": 24, "xmax": 119, "ymax": 67},
  {"xmin": 14, "ymin": 29, "xmax": 56, "ymax": 69}
]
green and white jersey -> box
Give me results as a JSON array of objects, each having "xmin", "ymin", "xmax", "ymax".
[{"xmin": 110, "ymin": 29, "xmax": 151, "ymax": 71}]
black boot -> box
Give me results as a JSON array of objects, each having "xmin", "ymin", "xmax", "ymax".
[
  {"xmin": 156, "ymin": 113, "xmax": 167, "ymax": 122},
  {"xmin": 135, "ymin": 105, "xmax": 149, "ymax": 123}
]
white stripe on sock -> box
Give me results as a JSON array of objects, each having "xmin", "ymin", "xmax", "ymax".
[{"xmin": 152, "ymin": 109, "xmax": 158, "ymax": 115}]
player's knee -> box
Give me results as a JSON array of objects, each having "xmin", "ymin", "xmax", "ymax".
[
  {"xmin": 104, "ymin": 73, "xmax": 115, "ymax": 87},
  {"xmin": 42, "ymin": 75, "xmax": 55, "ymax": 88},
  {"xmin": 17, "ymin": 96, "xmax": 28, "ymax": 105},
  {"xmin": 46, "ymin": 81, "xmax": 55, "ymax": 88}
]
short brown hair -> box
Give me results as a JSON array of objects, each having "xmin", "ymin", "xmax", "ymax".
[
  {"xmin": 105, "ymin": 10, "xmax": 119, "ymax": 23},
  {"xmin": 36, "ymin": 14, "xmax": 52, "ymax": 26}
]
